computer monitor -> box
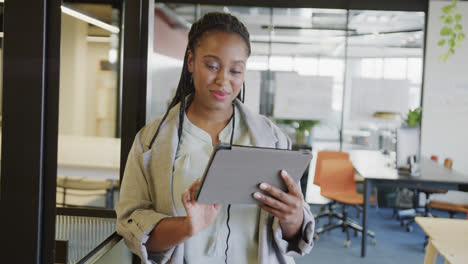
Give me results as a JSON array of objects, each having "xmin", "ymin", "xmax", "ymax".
[{"xmin": 396, "ymin": 127, "xmax": 420, "ymax": 169}]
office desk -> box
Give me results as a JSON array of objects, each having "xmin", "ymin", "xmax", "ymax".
[
  {"xmin": 350, "ymin": 150, "xmax": 468, "ymax": 257},
  {"xmin": 415, "ymin": 217, "xmax": 468, "ymax": 264}
]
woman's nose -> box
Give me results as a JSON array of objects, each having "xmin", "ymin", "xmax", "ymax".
[{"xmin": 215, "ymin": 69, "xmax": 230, "ymax": 86}]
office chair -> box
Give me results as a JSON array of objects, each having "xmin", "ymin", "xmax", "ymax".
[
  {"xmin": 312, "ymin": 151, "xmax": 350, "ymax": 225},
  {"xmin": 419, "ymin": 157, "xmax": 450, "ymax": 216},
  {"xmin": 399, "ymin": 157, "xmax": 454, "ymax": 232},
  {"xmin": 314, "ymin": 158, "xmax": 376, "ymax": 247}
]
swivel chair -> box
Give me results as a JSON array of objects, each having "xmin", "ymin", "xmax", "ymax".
[
  {"xmin": 312, "ymin": 151, "xmax": 350, "ymax": 225},
  {"xmin": 314, "ymin": 158, "xmax": 376, "ymax": 247}
]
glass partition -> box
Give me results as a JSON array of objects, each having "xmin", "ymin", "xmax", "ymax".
[
  {"xmin": 342, "ymin": 10, "xmax": 425, "ymax": 153},
  {"xmin": 148, "ymin": 4, "xmax": 348, "ymax": 153},
  {"xmin": 57, "ymin": 2, "xmax": 121, "ymax": 209},
  {"xmin": 148, "ymin": 3, "xmax": 426, "ymax": 207}
]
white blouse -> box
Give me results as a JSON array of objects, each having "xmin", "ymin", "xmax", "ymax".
[{"xmin": 172, "ymin": 105, "xmax": 260, "ymax": 264}]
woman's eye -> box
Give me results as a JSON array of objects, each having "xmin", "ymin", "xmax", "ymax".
[
  {"xmin": 231, "ymin": 70, "xmax": 242, "ymax": 75},
  {"xmin": 206, "ymin": 64, "xmax": 218, "ymax": 71}
]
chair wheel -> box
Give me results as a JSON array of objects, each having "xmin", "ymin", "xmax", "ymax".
[
  {"xmin": 371, "ymin": 238, "xmax": 377, "ymax": 245},
  {"xmin": 406, "ymin": 226, "xmax": 413, "ymax": 232},
  {"xmin": 344, "ymin": 240, "xmax": 351, "ymax": 248},
  {"xmin": 313, "ymin": 234, "xmax": 319, "ymax": 241}
]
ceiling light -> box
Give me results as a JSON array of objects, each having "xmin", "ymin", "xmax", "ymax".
[
  {"xmin": 367, "ymin": 15, "xmax": 377, "ymax": 23},
  {"xmin": 108, "ymin": 49, "xmax": 118, "ymax": 63},
  {"xmin": 61, "ymin": 5, "xmax": 119, "ymax": 34},
  {"xmin": 86, "ymin": 36, "xmax": 111, "ymax": 43},
  {"xmin": 379, "ymin": 16, "xmax": 390, "ymax": 23}
]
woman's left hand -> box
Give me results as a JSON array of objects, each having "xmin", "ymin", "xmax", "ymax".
[{"xmin": 253, "ymin": 170, "xmax": 304, "ymax": 241}]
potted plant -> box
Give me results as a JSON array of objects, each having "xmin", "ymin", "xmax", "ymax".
[
  {"xmin": 275, "ymin": 119, "xmax": 320, "ymax": 146},
  {"xmin": 403, "ymin": 107, "xmax": 422, "ymax": 127}
]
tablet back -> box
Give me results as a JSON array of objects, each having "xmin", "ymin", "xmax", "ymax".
[{"xmin": 196, "ymin": 144, "xmax": 312, "ymax": 204}]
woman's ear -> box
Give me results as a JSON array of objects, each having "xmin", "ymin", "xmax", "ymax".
[{"xmin": 187, "ymin": 50, "xmax": 194, "ymax": 73}]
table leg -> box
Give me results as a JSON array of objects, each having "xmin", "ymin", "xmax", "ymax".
[
  {"xmin": 361, "ymin": 179, "xmax": 372, "ymax": 257},
  {"xmin": 424, "ymin": 240, "xmax": 438, "ymax": 264}
]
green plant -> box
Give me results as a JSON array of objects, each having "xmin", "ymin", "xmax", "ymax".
[
  {"xmin": 439, "ymin": 0, "xmax": 466, "ymax": 62},
  {"xmin": 405, "ymin": 107, "xmax": 422, "ymax": 127},
  {"xmin": 276, "ymin": 119, "xmax": 320, "ymax": 133},
  {"xmin": 276, "ymin": 119, "xmax": 320, "ymax": 145}
]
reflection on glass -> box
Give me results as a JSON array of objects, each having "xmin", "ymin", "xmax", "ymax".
[{"xmin": 57, "ymin": 3, "xmax": 121, "ymax": 209}]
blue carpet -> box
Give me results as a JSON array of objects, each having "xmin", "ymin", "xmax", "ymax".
[{"xmin": 294, "ymin": 206, "xmax": 463, "ymax": 264}]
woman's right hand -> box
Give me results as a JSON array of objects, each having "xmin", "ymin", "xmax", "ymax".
[{"xmin": 181, "ymin": 179, "xmax": 221, "ymax": 237}]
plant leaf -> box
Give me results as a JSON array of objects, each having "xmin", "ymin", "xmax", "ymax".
[
  {"xmin": 442, "ymin": 5, "xmax": 452, "ymax": 14},
  {"xmin": 459, "ymin": 32, "xmax": 466, "ymax": 41},
  {"xmin": 439, "ymin": 55, "xmax": 444, "ymax": 62},
  {"xmin": 445, "ymin": 16, "xmax": 454, "ymax": 24},
  {"xmin": 455, "ymin": 13, "xmax": 462, "ymax": 22},
  {"xmin": 440, "ymin": 26, "xmax": 452, "ymax": 36},
  {"xmin": 455, "ymin": 24, "xmax": 463, "ymax": 31},
  {"xmin": 449, "ymin": 38, "xmax": 456, "ymax": 47},
  {"xmin": 449, "ymin": 48, "xmax": 455, "ymax": 54},
  {"xmin": 438, "ymin": 39, "xmax": 446, "ymax": 46}
]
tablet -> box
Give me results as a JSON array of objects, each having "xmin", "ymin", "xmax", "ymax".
[{"xmin": 195, "ymin": 143, "xmax": 312, "ymax": 204}]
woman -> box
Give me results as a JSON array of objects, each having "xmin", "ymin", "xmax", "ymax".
[{"xmin": 116, "ymin": 12, "xmax": 314, "ymax": 264}]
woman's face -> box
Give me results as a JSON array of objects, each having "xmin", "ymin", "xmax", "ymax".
[{"xmin": 187, "ymin": 31, "xmax": 248, "ymax": 112}]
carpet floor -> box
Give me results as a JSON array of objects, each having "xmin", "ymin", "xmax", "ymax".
[{"xmin": 294, "ymin": 205, "xmax": 463, "ymax": 264}]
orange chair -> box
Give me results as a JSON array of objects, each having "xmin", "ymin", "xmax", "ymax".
[
  {"xmin": 313, "ymin": 151, "xmax": 350, "ymax": 224},
  {"xmin": 315, "ymin": 158, "xmax": 376, "ymax": 247},
  {"xmin": 428, "ymin": 200, "xmax": 468, "ymax": 219}
]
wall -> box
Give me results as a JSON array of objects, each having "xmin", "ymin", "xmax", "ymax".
[
  {"xmin": 60, "ymin": 14, "xmax": 114, "ymax": 137},
  {"xmin": 60, "ymin": 14, "xmax": 88, "ymax": 136},
  {"xmin": 87, "ymin": 42, "xmax": 114, "ymax": 137},
  {"xmin": 421, "ymin": 0, "xmax": 468, "ymax": 173}
]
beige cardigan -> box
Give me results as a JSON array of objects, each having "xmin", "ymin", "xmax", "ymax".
[{"xmin": 116, "ymin": 99, "xmax": 315, "ymax": 264}]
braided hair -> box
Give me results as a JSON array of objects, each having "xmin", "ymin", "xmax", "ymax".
[{"xmin": 150, "ymin": 12, "xmax": 251, "ymax": 148}]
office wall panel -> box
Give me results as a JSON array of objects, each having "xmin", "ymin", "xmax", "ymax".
[{"xmin": 421, "ymin": 0, "xmax": 468, "ymax": 173}]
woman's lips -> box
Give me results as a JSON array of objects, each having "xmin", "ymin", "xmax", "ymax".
[{"xmin": 211, "ymin": 91, "xmax": 229, "ymax": 100}]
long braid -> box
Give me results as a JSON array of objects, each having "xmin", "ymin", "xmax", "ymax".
[{"xmin": 150, "ymin": 12, "xmax": 251, "ymax": 148}]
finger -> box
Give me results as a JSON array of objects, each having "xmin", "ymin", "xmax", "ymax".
[
  {"xmin": 181, "ymin": 189, "xmax": 192, "ymax": 209},
  {"xmin": 253, "ymin": 192, "xmax": 289, "ymax": 212},
  {"xmin": 188, "ymin": 178, "xmax": 201, "ymax": 191},
  {"xmin": 280, "ymin": 170, "xmax": 302, "ymax": 197},
  {"xmin": 188, "ymin": 179, "xmax": 201, "ymax": 201},
  {"xmin": 258, "ymin": 182, "xmax": 296, "ymax": 205},
  {"xmin": 258, "ymin": 204, "xmax": 283, "ymax": 218}
]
